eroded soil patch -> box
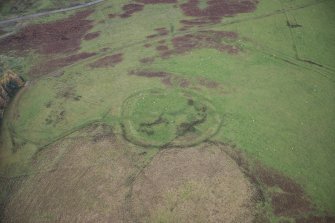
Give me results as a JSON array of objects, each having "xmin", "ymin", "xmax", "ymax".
[{"xmin": 128, "ymin": 144, "xmax": 257, "ymax": 223}]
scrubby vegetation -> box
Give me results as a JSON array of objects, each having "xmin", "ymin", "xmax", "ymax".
[{"xmin": 0, "ymin": 56, "xmax": 25, "ymax": 121}]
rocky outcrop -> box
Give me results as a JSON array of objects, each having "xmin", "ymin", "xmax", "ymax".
[{"xmin": 0, "ymin": 70, "xmax": 25, "ymax": 119}]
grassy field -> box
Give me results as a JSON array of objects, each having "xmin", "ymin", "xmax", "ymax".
[{"xmin": 0, "ymin": 0, "xmax": 334, "ymax": 222}]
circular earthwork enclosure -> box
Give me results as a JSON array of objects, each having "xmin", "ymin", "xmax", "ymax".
[{"xmin": 121, "ymin": 88, "xmax": 221, "ymax": 147}]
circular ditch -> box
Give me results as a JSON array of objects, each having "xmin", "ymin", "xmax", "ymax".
[{"xmin": 121, "ymin": 88, "xmax": 221, "ymax": 147}]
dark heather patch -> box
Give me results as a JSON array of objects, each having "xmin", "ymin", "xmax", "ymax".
[
  {"xmin": 0, "ymin": 9, "xmax": 94, "ymax": 55},
  {"xmin": 89, "ymin": 53, "xmax": 123, "ymax": 68},
  {"xmin": 158, "ymin": 40, "xmax": 166, "ymax": 44},
  {"xmin": 180, "ymin": 0, "xmax": 258, "ymax": 17},
  {"xmin": 271, "ymin": 192, "xmax": 313, "ymax": 216},
  {"xmin": 146, "ymin": 27, "xmax": 169, "ymax": 39},
  {"xmin": 136, "ymin": 0, "xmax": 176, "ymax": 4},
  {"xmin": 119, "ymin": 3, "xmax": 144, "ymax": 18},
  {"xmin": 253, "ymin": 164, "xmax": 316, "ymax": 217},
  {"xmin": 180, "ymin": 16, "xmax": 221, "ymax": 26},
  {"xmin": 155, "ymin": 27, "xmax": 169, "ymax": 36},
  {"xmin": 217, "ymin": 145, "xmax": 332, "ymax": 221},
  {"xmin": 129, "ymin": 70, "xmax": 173, "ymax": 86},
  {"xmin": 129, "ymin": 70, "xmax": 170, "ymax": 78},
  {"xmin": 143, "ymin": 43, "xmax": 152, "ymax": 48},
  {"xmin": 153, "ymin": 31, "xmax": 240, "ymax": 58},
  {"xmin": 295, "ymin": 216, "xmax": 335, "ymax": 223},
  {"xmin": 146, "ymin": 34, "xmax": 159, "ymax": 39},
  {"xmin": 254, "ymin": 164, "xmax": 304, "ymax": 194},
  {"xmin": 29, "ymin": 52, "xmax": 96, "ymax": 77},
  {"xmin": 179, "ymin": 0, "xmax": 258, "ymax": 27},
  {"xmin": 83, "ymin": 31, "xmax": 100, "ymax": 41}
]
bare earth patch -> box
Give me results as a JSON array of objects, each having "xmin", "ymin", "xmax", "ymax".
[{"xmin": 127, "ymin": 144, "xmax": 257, "ymax": 223}]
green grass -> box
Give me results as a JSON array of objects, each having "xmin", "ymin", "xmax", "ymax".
[
  {"xmin": 290, "ymin": 1, "xmax": 335, "ymax": 68},
  {"xmin": 150, "ymin": 47, "xmax": 335, "ymax": 213},
  {"xmin": 0, "ymin": 0, "xmax": 335, "ymax": 219}
]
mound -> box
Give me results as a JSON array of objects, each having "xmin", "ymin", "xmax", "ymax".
[
  {"xmin": 127, "ymin": 144, "xmax": 257, "ymax": 223},
  {"xmin": 121, "ymin": 88, "xmax": 221, "ymax": 147}
]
